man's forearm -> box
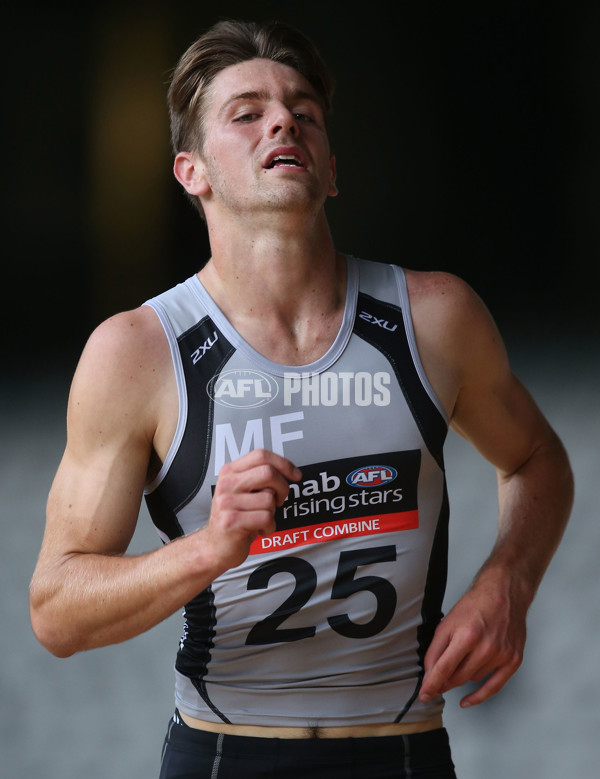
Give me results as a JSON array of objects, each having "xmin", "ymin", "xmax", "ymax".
[
  {"xmin": 482, "ymin": 430, "xmax": 573, "ymax": 598},
  {"xmin": 29, "ymin": 533, "xmax": 215, "ymax": 657}
]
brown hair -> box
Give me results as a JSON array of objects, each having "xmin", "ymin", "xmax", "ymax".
[{"xmin": 167, "ymin": 19, "xmax": 335, "ymax": 158}]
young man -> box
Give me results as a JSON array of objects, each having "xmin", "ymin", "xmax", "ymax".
[{"xmin": 30, "ymin": 20, "xmax": 573, "ymax": 779}]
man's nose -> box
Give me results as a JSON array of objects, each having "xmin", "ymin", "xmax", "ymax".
[{"xmin": 268, "ymin": 105, "xmax": 298, "ymax": 137}]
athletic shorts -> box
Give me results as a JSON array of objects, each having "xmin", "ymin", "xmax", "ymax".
[{"xmin": 158, "ymin": 711, "xmax": 457, "ymax": 778}]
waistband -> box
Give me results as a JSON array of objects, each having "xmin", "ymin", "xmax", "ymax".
[
  {"xmin": 167, "ymin": 716, "xmax": 452, "ymax": 763},
  {"xmin": 179, "ymin": 711, "xmax": 443, "ymax": 739}
]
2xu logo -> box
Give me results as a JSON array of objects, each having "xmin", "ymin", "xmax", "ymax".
[
  {"xmin": 358, "ymin": 311, "xmax": 398, "ymax": 332},
  {"xmin": 207, "ymin": 369, "xmax": 279, "ymax": 408},
  {"xmin": 346, "ymin": 465, "xmax": 398, "ymax": 488}
]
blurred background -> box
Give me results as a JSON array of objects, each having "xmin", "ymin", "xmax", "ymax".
[{"xmin": 1, "ymin": 1, "xmax": 598, "ymax": 777}]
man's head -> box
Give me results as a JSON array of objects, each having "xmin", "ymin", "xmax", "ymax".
[{"xmin": 168, "ymin": 19, "xmax": 334, "ymax": 160}]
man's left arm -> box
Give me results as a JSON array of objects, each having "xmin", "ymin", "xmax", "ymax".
[{"xmin": 414, "ymin": 275, "xmax": 574, "ymax": 709}]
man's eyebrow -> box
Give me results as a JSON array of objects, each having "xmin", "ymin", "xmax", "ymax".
[{"xmin": 220, "ymin": 90, "xmax": 268, "ymax": 112}]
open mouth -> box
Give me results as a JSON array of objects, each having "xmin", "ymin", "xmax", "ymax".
[{"xmin": 265, "ymin": 154, "xmax": 305, "ymax": 169}]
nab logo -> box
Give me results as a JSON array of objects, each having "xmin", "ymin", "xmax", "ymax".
[
  {"xmin": 207, "ymin": 369, "xmax": 279, "ymax": 408},
  {"xmin": 346, "ymin": 465, "xmax": 398, "ymax": 488}
]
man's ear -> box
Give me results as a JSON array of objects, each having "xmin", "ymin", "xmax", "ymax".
[{"xmin": 173, "ymin": 152, "xmax": 211, "ymax": 197}]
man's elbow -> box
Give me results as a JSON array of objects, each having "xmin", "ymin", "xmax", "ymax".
[
  {"xmin": 30, "ymin": 614, "xmax": 77, "ymax": 658},
  {"xmin": 29, "ymin": 584, "xmax": 78, "ymax": 658},
  {"xmin": 547, "ymin": 429, "xmax": 575, "ymax": 506}
]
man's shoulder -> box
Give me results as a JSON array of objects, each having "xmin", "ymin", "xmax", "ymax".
[
  {"xmin": 86, "ymin": 305, "xmax": 166, "ymax": 361},
  {"xmin": 403, "ymin": 269, "xmax": 506, "ymax": 409},
  {"xmin": 403, "ymin": 269, "xmax": 490, "ymax": 331},
  {"xmin": 72, "ymin": 305, "xmax": 170, "ymax": 406},
  {"xmin": 403, "ymin": 268, "xmax": 471, "ymax": 302},
  {"xmin": 355, "ymin": 260, "xmax": 471, "ymax": 300}
]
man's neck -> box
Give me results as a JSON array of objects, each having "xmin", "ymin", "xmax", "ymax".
[{"xmin": 197, "ymin": 213, "xmax": 346, "ymax": 365}]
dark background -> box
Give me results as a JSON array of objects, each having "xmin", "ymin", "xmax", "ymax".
[
  {"xmin": 2, "ymin": 0, "xmax": 598, "ymax": 380},
  {"xmin": 1, "ymin": 3, "xmax": 599, "ymax": 778}
]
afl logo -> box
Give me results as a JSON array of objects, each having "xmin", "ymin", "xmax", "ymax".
[
  {"xmin": 346, "ymin": 465, "xmax": 398, "ymax": 488},
  {"xmin": 207, "ymin": 369, "xmax": 279, "ymax": 408}
]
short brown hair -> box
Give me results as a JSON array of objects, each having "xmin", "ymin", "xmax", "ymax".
[{"xmin": 167, "ymin": 19, "xmax": 335, "ymax": 157}]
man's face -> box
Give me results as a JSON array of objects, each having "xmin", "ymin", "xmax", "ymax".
[{"xmin": 197, "ymin": 58, "xmax": 337, "ymax": 218}]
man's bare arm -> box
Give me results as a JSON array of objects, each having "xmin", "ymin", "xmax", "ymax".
[
  {"xmin": 408, "ymin": 272, "xmax": 574, "ymax": 707},
  {"xmin": 29, "ymin": 308, "xmax": 300, "ymax": 657}
]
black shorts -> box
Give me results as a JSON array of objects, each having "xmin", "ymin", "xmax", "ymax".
[{"xmin": 158, "ymin": 712, "xmax": 457, "ymax": 778}]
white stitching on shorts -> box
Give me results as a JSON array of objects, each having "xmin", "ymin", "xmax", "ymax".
[
  {"xmin": 210, "ymin": 732, "xmax": 225, "ymax": 779},
  {"xmin": 402, "ymin": 735, "xmax": 413, "ymax": 778},
  {"xmin": 160, "ymin": 716, "xmax": 176, "ymax": 768}
]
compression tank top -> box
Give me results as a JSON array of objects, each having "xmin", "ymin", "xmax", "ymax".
[{"xmin": 143, "ymin": 256, "xmax": 449, "ymax": 726}]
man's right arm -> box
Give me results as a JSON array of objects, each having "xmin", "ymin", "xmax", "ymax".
[{"xmin": 29, "ymin": 307, "xmax": 299, "ymax": 657}]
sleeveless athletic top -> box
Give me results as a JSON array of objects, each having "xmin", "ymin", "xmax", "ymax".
[{"xmin": 143, "ymin": 256, "xmax": 449, "ymax": 727}]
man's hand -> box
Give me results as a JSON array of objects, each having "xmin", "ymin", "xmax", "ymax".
[
  {"xmin": 419, "ymin": 570, "xmax": 528, "ymax": 709},
  {"xmin": 200, "ymin": 449, "xmax": 302, "ymax": 573}
]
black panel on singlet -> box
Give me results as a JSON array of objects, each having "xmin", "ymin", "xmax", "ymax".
[
  {"xmin": 353, "ymin": 292, "xmax": 447, "ymax": 468},
  {"xmin": 145, "ymin": 317, "xmax": 235, "ymax": 540}
]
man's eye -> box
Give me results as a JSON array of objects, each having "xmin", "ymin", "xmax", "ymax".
[
  {"xmin": 294, "ymin": 112, "xmax": 314, "ymax": 122},
  {"xmin": 235, "ymin": 113, "xmax": 260, "ymax": 123}
]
